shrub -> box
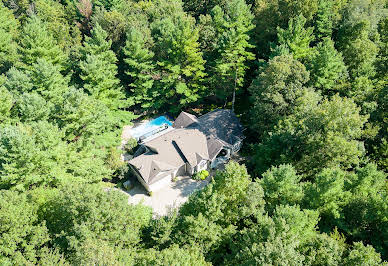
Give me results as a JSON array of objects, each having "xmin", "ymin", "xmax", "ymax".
[
  {"xmin": 193, "ymin": 170, "xmax": 209, "ymax": 180},
  {"xmin": 124, "ymin": 138, "xmax": 138, "ymax": 155}
]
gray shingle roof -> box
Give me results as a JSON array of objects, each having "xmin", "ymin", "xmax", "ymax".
[
  {"xmin": 129, "ymin": 128, "xmax": 208, "ymax": 184},
  {"xmin": 129, "ymin": 109, "xmax": 244, "ymax": 185},
  {"xmin": 189, "ymin": 109, "xmax": 244, "ymax": 147},
  {"xmin": 173, "ymin": 111, "xmax": 198, "ymax": 128}
]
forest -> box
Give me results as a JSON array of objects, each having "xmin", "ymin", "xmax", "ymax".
[{"xmin": 0, "ymin": 0, "xmax": 387, "ymax": 264}]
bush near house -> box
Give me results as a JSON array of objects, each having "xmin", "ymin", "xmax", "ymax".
[
  {"xmin": 124, "ymin": 138, "xmax": 138, "ymax": 155},
  {"xmin": 193, "ymin": 170, "xmax": 209, "ymax": 180}
]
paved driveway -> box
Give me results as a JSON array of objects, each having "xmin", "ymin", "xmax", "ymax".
[{"xmin": 127, "ymin": 176, "xmax": 210, "ymax": 217}]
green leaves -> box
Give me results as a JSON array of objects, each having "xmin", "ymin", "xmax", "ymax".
[
  {"xmin": 0, "ymin": 190, "xmax": 50, "ymax": 264},
  {"xmin": 123, "ymin": 28, "xmax": 155, "ymax": 107},
  {"xmin": 206, "ymin": 0, "xmax": 255, "ymax": 102},
  {"xmin": 249, "ymin": 55, "xmax": 310, "ymax": 138},
  {"xmin": 253, "ymin": 94, "xmax": 367, "ymax": 176},
  {"xmin": 260, "ymin": 164, "xmax": 305, "ymax": 212},
  {"xmin": 150, "ymin": 12, "xmax": 206, "ymax": 112}
]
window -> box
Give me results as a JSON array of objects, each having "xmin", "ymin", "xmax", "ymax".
[{"xmin": 197, "ymin": 160, "xmax": 207, "ymax": 172}]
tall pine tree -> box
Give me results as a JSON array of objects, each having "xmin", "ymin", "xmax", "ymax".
[
  {"xmin": 18, "ymin": 16, "xmax": 67, "ymax": 71},
  {"xmin": 0, "ymin": 4, "xmax": 19, "ymax": 74},
  {"xmin": 210, "ymin": 0, "xmax": 255, "ymax": 106},
  {"xmin": 79, "ymin": 23, "xmax": 133, "ymax": 116},
  {"xmin": 276, "ymin": 14, "xmax": 315, "ymax": 61},
  {"xmin": 123, "ymin": 28, "xmax": 155, "ymax": 109},
  {"xmin": 151, "ymin": 13, "xmax": 206, "ymax": 112}
]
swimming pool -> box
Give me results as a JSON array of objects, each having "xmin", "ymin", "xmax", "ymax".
[{"xmin": 130, "ymin": 116, "xmax": 173, "ymax": 140}]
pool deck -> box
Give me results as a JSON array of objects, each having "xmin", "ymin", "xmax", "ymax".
[{"xmin": 120, "ymin": 116, "xmax": 173, "ymax": 159}]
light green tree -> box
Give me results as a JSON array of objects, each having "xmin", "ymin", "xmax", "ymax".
[
  {"xmin": 0, "ymin": 4, "xmax": 19, "ymax": 73},
  {"xmin": 307, "ymin": 38, "xmax": 348, "ymax": 93},
  {"xmin": 0, "ymin": 190, "xmax": 50, "ymax": 265},
  {"xmin": 314, "ymin": 0, "xmax": 334, "ymax": 40},
  {"xmin": 0, "ymin": 86, "xmax": 13, "ymax": 123},
  {"xmin": 344, "ymin": 242, "xmax": 384, "ymax": 266},
  {"xmin": 18, "ymin": 16, "xmax": 67, "ymax": 70},
  {"xmin": 260, "ymin": 164, "xmax": 305, "ymax": 212},
  {"xmin": 304, "ymin": 168, "xmax": 351, "ymax": 229},
  {"xmin": 276, "ymin": 14, "xmax": 315, "ymax": 61}
]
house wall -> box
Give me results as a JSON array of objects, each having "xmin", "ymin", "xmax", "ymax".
[
  {"xmin": 129, "ymin": 165, "xmax": 151, "ymax": 192},
  {"xmin": 186, "ymin": 163, "xmax": 194, "ymax": 175},
  {"xmin": 196, "ymin": 159, "xmax": 208, "ymax": 172},
  {"xmin": 175, "ymin": 164, "xmax": 186, "ymax": 177}
]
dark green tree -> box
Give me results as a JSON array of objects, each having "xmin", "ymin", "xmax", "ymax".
[
  {"xmin": 253, "ymin": 94, "xmax": 367, "ymax": 176},
  {"xmin": 80, "ymin": 23, "xmax": 132, "ymax": 114},
  {"xmin": 41, "ymin": 184, "xmax": 152, "ymax": 260},
  {"xmin": 208, "ymin": 0, "xmax": 255, "ymax": 104},
  {"xmin": 123, "ymin": 28, "xmax": 155, "ymax": 108},
  {"xmin": 151, "ymin": 13, "xmax": 206, "ymax": 112},
  {"xmin": 0, "ymin": 190, "xmax": 50, "ymax": 264},
  {"xmin": 249, "ymin": 55, "xmax": 311, "ymax": 137}
]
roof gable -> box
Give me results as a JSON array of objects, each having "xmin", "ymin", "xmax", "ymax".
[{"xmin": 173, "ymin": 111, "xmax": 198, "ymax": 128}]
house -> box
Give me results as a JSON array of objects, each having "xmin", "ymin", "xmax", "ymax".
[{"xmin": 128, "ymin": 109, "xmax": 244, "ymax": 192}]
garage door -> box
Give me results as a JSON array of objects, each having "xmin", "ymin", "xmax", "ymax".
[{"xmin": 149, "ymin": 174, "xmax": 172, "ymax": 192}]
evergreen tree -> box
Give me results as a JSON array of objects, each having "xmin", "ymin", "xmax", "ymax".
[
  {"xmin": 308, "ymin": 38, "xmax": 348, "ymax": 94},
  {"xmin": 18, "ymin": 16, "xmax": 67, "ymax": 71},
  {"xmin": 314, "ymin": 0, "xmax": 334, "ymax": 40},
  {"xmin": 3, "ymin": 67, "xmax": 33, "ymax": 94},
  {"xmin": 251, "ymin": 0, "xmax": 319, "ymax": 57},
  {"xmin": 29, "ymin": 59, "xmax": 69, "ymax": 103},
  {"xmin": 276, "ymin": 14, "xmax": 315, "ymax": 61},
  {"xmin": 0, "ymin": 4, "xmax": 19, "ymax": 73},
  {"xmin": 151, "ymin": 14, "xmax": 206, "ymax": 112},
  {"xmin": 34, "ymin": 0, "xmax": 82, "ymax": 53},
  {"xmin": 0, "ymin": 86, "xmax": 13, "ymax": 124},
  {"xmin": 123, "ymin": 28, "xmax": 155, "ymax": 108},
  {"xmin": 209, "ymin": 0, "xmax": 255, "ymax": 104},
  {"xmin": 79, "ymin": 23, "xmax": 133, "ymax": 119}
]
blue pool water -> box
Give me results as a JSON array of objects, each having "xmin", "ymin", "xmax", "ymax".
[{"xmin": 130, "ymin": 116, "xmax": 173, "ymax": 140}]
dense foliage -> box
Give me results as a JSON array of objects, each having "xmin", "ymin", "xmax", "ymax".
[{"xmin": 0, "ymin": 0, "xmax": 386, "ymax": 264}]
